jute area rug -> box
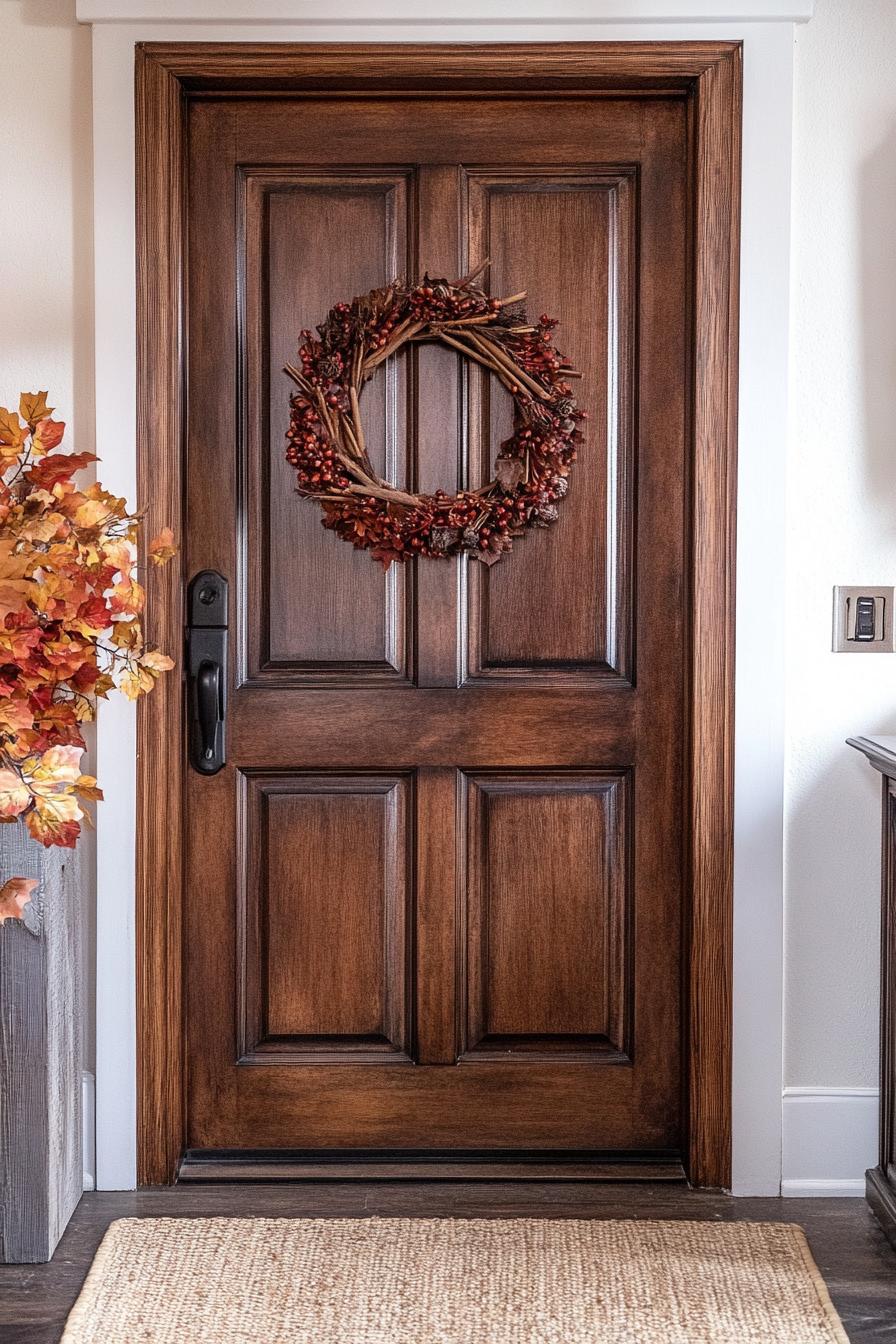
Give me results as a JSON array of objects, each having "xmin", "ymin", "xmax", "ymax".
[{"xmin": 61, "ymin": 1216, "xmax": 849, "ymax": 1344}]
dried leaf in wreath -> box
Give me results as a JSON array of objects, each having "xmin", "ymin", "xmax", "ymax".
[
  {"xmin": 476, "ymin": 547, "xmax": 505, "ymax": 567},
  {"xmin": 475, "ymin": 534, "xmax": 514, "ymax": 567},
  {"xmin": 495, "ymin": 456, "xmax": 525, "ymax": 491}
]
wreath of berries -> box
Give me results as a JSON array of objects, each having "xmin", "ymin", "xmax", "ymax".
[{"xmin": 284, "ymin": 265, "xmax": 584, "ymax": 569}]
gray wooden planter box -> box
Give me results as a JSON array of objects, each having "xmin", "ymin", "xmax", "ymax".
[{"xmin": 0, "ymin": 828, "xmax": 82, "ymax": 1262}]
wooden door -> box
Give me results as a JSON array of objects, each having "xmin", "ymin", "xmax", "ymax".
[{"xmin": 136, "ymin": 44, "xmax": 740, "ymax": 1186}]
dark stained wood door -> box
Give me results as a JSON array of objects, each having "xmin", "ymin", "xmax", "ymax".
[{"xmin": 181, "ymin": 81, "xmax": 690, "ymax": 1172}]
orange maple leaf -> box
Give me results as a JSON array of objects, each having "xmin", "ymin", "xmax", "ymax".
[
  {"xmin": 26, "ymin": 451, "xmax": 96, "ymax": 490},
  {"xmin": 25, "ymin": 810, "xmax": 80, "ymax": 848},
  {"xmin": 0, "ymin": 876, "xmax": 38, "ymax": 924},
  {"xmin": 148, "ymin": 527, "xmax": 177, "ymax": 566},
  {"xmin": 31, "ymin": 419, "xmax": 66, "ymax": 456},
  {"xmin": 0, "ymin": 700, "xmax": 34, "ymax": 737},
  {"xmin": 108, "ymin": 575, "xmax": 144, "ymax": 617}
]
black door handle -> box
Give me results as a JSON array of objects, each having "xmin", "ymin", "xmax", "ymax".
[
  {"xmin": 187, "ymin": 571, "xmax": 228, "ymax": 775},
  {"xmin": 196, "ymin": 660, "xmax": 222, "ymax": 768}
]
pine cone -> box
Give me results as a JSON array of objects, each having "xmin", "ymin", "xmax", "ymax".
[{"xmin": 430, "ymin": 526, "xmax": 461, "ymax": 554}]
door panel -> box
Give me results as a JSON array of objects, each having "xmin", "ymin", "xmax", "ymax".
[
  {"xmin": 240, "ymin": 772, "xmax": 413, "ymax": 1064},
  {"xmin": 182, "ymin": 86, "xmax": 689, "ymax": 1164},
  {"xmin": 464, "ymin": 170, "xmax": 636, "ymax": 683},
  {"xmin": 243, "ymin": 170, "xmax": 415, "ymax": 684},
  {"xmin": 461, "ymin": 771, "xmax": 630, "ymax": 1061}
]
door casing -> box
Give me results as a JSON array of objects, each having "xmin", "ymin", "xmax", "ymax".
[{"xmin": 134, "ymin": 39, "xmax": 741, "ymax": 1189}]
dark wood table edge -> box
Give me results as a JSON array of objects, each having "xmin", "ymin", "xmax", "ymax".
[
  {"xmin": 848, "ymin": 735, "xmax": 896, "ymax": 1251},
  {"xmin": 866, "ymin": 1164, "xmax": 896, "ymax": 1247}
]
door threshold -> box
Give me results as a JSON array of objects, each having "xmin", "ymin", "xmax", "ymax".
[{"xmin": 178, "ymin": 1149, "xmax": 687, "ymax": 1183}]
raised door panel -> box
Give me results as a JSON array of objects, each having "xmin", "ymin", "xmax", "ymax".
[
  {"xmin": 241, "ymin": 171, "xmax": 415, "ymax": 685},
  {"xmin": 239, "ymin": 772, "xmax": 414, "ymax": 1063},
  {"xmin": 463, "ymin": 171, "xmax": 636, "ymax": 685},
  {"xmin": 461, "ymin": 771, "xmax": 631, "ymax": 1062}
]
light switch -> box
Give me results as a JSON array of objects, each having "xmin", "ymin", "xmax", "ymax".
[{"xmin": 833, "ymin": 586, "xmax": 895, "ymax": 652}]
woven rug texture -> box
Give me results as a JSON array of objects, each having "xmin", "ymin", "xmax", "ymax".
[{"xmin": 61, "ymin": 1216, "xmax": 849, "ymax": 1344}]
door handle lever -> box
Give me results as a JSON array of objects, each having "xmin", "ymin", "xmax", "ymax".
[
  {"xmin": 196, "ymin": 660, "xmax": 222, "ymax": 769},
  {"xmin": 187, "ymin": 571, "xmax": 228, "ymax": 775}
]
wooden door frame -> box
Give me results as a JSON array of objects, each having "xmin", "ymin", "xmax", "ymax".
[{"xmin": 135, "ymin": 40, "xmax": 741, "ymax": 1188}]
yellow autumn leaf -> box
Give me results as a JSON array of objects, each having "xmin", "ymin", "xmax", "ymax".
[
  {"xmin": 119, "ymin": 666, "xmax": 152, "ymax": 700},
  {"xmin": 0, "ymin": 578, "xmax": 37, "ymax": 620},
  {"xmin": 102, "ymin": 539, "xmax": 134, "ymax": 574},
  {"xmin": 73, "ymin": 499, "xmax": 111, "ymax": 529},
  {"xmin": 19, "ymin": 514, "xmax": 63, "ymax": 545},
  {"xmin": 19, "ymin": 391, "xmax": 53, "ymax": 428},
  {"xmin": 0, "ymin": 540, "xmax": 31, "ymax": 576},
  {"xmin": 26, "ymin": 744, "xmax": 84, "ymax": 789},
  {"xmin": 0, "ymin": 406, "xmax": 24, "ymax": 449},
  {"xmin": 0, "ymin": 768, "xmax": 31, "ymax": 818},
  {"xmin": 78, "ymin": 542, "xmax": 102, "ymax": 567},
  {"xmin": 32, "ymin": 790, "xmax": 83, "ymax": 825},
  {"xmin": 109, "ymin": 619, "xmax": 141, "ymax": 650},
  {"xmin": 109, "ymin": 576, "xmax": 144, "ymax": 617},
  {"xmin": 83, "ymin": 482, "xmax": 128, "ymax": 517},
  {"xmin": 140, "ymin": 648, "xmax": 175, "ymax": 674}
]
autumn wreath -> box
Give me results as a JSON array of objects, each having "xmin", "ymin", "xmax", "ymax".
[{"xmin": 284, "ymin": 266, "xmax": 584, "ymax": 569}]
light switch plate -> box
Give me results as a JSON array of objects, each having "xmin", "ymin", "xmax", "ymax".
[{"xmin": 833, "ymin": 585, "xmax": 895, "ymax": 652}]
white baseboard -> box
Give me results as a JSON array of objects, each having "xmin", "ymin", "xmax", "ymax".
[
  {"xmin": 781, "ymin": 1086, "xmax": 877, "ymax": 1196},
  {"xmin": 83, "ymin": 1070, "xmax": 96, "ymax": 1191},
  {"xmin": 781, "ymin": 1178, "xmax": 866, "ymax": 1197}
]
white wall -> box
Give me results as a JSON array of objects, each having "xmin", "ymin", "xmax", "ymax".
[
  {"xmin": 0, "ymin": 0, "xmax": 93, "ymax": 503},
  {"xmin": 782, "ymin": 0, "xmax": 896, "ymax": 1192}
]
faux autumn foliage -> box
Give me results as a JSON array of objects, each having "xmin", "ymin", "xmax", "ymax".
[{"xmin": 0, "ymin": 392, "xmax": 175, "ymax": 852}]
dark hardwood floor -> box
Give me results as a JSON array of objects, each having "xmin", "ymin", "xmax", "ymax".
[{"xmin": 1, "ymin": 1185, "xmax": 894, "ymax": 1342}]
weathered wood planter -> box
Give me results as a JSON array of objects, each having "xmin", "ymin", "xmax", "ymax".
[{"xmin": 0, "ymin": 829, "xmax": 82, "ymax": 1262}]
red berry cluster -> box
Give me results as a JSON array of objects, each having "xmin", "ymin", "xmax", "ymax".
[
  {"xmin": 408, "ymin": 278, "xmax": 500, "ymax": 323},
  {"xmin": 285, "ymin": 275, "xmax": 583, "ymax": 569},
  {"xmin": 285, "ymin": 399, "xmax": 350, "ymax": 492}
]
